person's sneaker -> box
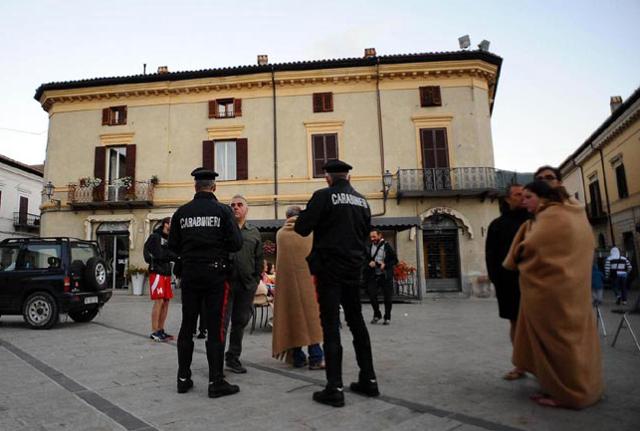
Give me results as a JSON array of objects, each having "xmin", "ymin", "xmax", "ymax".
[
  {"xmin": 370, "ymin": 316, "xmax": 380, "ymax": 324},
  {"xmin": 160, "ymin": 329, "xmax": 175, "ymax": 341},
  {"xmin": 197, "ymin": 330, "xmax": 207, "ymax": 339},
  {"xmin": 208, "ymin": 379, "xmax": 240, "ymax": 398},
  {"xmin": 312, "ymin": 387, "xmax": 345, "ymax": 407},
  {"xmin": 383, "ymin": 319, "xmax": 390, "ymax": 325},
  {"xmin": 350, "ymin": 379, "xmax": 380, "ymax": 397},
  {"xmin": 150, "ymin": 331, "xmax": 164, "ymax": 342},
  {"xmin": 225, "ymin": 359, "xmax": 247, "ymax": 374},
  {"xmin": 177, "ymin": 377, "xmax": 193, "ymax": 393}
]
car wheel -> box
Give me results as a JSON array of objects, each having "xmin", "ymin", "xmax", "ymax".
[
  {"xmin": 85, "ymin": 257, "xmax": 109, "ymax": 290},
  {"xmin": 23, "ymin": 292, "xmax": 59, "ymax": 329},
  {"xmin": 68, "ymin": 308, "xmax": 99, "ymax": 323}
]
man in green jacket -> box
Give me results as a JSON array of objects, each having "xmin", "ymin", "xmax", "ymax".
[{"xmin": 225, "ymin": 195, "xmax": 264, "ymax": 374}]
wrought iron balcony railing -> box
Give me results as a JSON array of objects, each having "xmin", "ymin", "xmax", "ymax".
[
  {"xmin": 67, "ymin": 180, "xmax": 154, "ymax": 209},
  {"xmin": 397, "ymin": 168, "xmax": 530, "ymax": 198},
  {"xmin": 13, "ymin": 212, "xmax": 40, "ymax": 229},
  {"xmin": 586, "ymin": 205, "xmax": 608, "ymax": 224}
]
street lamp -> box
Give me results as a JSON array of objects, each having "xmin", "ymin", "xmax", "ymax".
[
  {"xmin": 42, "ymin": 181, "xmax": 61, "ymax": 207},
  {"xmin": 382, "ymin": 170, "xmax": 393, "ymax": 199}
]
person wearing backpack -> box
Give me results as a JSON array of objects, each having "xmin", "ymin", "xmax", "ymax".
[
  {"xmin": 144, "ymin": 217, "xmax": 178, "ymax": 341},
  {"xmin": 605, "ymin": 247, "xmax": 633, "ymax": 305}
]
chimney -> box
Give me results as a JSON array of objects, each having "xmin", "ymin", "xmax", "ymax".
[
  {"xmin": 157, "ymin": 66, "xmax": 169, "ymax": 74},
  {"xmin": 257, "ymin": 55, "xmax": 268, "ymax": 65},
  {"xmin": 364, "ymin": 48, "xmax": 376, "ymax": 58},
  {"xmin": 610, "ymin": 96, "xmax": 623, "ymax": 113}
]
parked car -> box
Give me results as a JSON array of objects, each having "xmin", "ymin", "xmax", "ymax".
[{"xmin": 0, "ymin": 237, "xmax": 112, "ymax": 329}]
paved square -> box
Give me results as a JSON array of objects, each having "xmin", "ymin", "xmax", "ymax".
[{"xmin": 1, "ymin": 292, "xmax": 639, "ymax": 431}]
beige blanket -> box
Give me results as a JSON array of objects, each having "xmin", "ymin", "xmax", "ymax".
[{"xmin": 272, "ymin": 217, "xmax": 323, "ymax": 360}]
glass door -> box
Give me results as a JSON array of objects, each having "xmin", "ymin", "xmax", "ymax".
[{"xmin": 98, "ymin": 233, "xmax": 129, "ymax": 290}]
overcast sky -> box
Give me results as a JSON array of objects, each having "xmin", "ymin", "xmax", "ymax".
[{"xmin": 1, "ymin": 0, "xmax": 638, "ymax": 172}]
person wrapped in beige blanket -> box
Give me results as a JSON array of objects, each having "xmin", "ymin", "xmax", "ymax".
[
  {"xmin": 272, "ymin": 206, "xmax": 324, "ymax": 369},
  {"xmin": 504, "ymin": 180, "xmax": 603, "ymax": 409}
]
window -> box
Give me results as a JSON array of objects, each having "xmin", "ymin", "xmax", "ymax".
[
  {"xmin": 588, "ymin": 179, "xmax": 604, "ymax": 217},
  {"xmin": 0, "ymin": 244, "xmax": 20, "ymax": 272},
  {"xmin": 20, "ymin": 243, "xmax": 62, "ymax": 270},
  {"xmin": 420, "ymin": 128, "xmax": 449, "ymax": 168},
  {"xmin": 208, "ymin": 98, "xmax": 242, "ymax": 118},
  {"xmin": 313, "ymin": 93, "xmax": 333, "ymax": 113},
  {"xmin": 312, "ymin": 134, "xmax": 338, "ymax": 177},
  {"xmin": 102, "ymin": 106, "xmax": 127, "ymax": 126},
  {"xmin": 202, "ymin": 139, "xmax": 248, "ymax": 181},
  {"xmin": 615, "ymin": 163, "xmax": 629, "ymax": 199},
  {"xmin": 215, "ymin": 141, "xmax": 237, "ymax": 181},
  {"xmin": 419, "ymin": 86, "xmax": 442, "ymax": 107},
  {"xmin": 70, "ymin": 243, "xmax": 99, "ymax": 265}
]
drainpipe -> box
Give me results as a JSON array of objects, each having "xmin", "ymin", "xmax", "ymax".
[
  {"xmin": 596, "ymin": 146, "xmax": 615, "ymax": 246},
  {"xmin": 371, "ymin": 56, "xmax": 388, "ymax": 217},
  {"xmin": 272, "ymin": 66, "xmax": 278, "ymax": 219}
]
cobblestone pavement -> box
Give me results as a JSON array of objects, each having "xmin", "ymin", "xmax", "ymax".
[{"xmin": 0, "ymin": 290, "xmax": 639, "ymax": 431}]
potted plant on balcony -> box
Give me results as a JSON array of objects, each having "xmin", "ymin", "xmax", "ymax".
[{"xmin": 126, "ymin": 265, "xmax": 148, "ymax": 296}]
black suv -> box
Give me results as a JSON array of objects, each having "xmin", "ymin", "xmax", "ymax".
[{"xmin": 0, "ymin": 237, "xmax": 112, "ymax": 329}]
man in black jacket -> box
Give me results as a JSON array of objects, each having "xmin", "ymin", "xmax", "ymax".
[
  {"xmin": 366, "ymin": 229, "xmax": 398, "ymax": 325},
  {"xmin": 144, "ymin": 217, "xmax": 178, "ymax": 342},
  {"xmin": 485, "ymin": 183, "xmax": 530, "ymax": 380},
  {"xmin": 168, "ymin": 168, "xmax": 243, "ymax": 398},
  {"xmin": 295, "ymin": 159, "xmax": 379, "ymax": 408}
]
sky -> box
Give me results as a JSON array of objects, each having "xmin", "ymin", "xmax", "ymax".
[{"xmin": 0, "ymin": 0, "xmax": 638, "ymax": 172}]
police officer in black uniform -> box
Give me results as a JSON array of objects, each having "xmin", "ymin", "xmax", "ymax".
[
  {"xmin": 168, "ymin": 167, "xmax": 243, "ymax": 398},
  {"xmin": 295, "ymin": 160, "xmax": 379, "ymax": 407}
]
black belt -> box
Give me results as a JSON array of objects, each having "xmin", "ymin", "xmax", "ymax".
[{"xmin": 183, "ymin": 257, "xmax": 231, "ymax": 271}]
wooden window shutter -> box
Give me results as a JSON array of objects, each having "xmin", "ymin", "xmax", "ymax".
[
  {"xmin": 325, "ymin": 93, "xmax": 333, "ymax": 112},
  {"xmin": 102, "ymin": 108, "xmax": 110, "ymax": 125},
  {"xmin": 234, "ymin": 99, "xmax": 242, "ymax": 117},
  {"xmin": 120, "ymin": 106, "xmax": 128, "ymax": 125},
  {"xmin": 208, "ymin": 101, "xmax": 216, "ymax": 119},
  {"xmin": 236, "ymin": 138, "xmax": 248, "ymax": 180},
  {"xmin": 125, "ymin": 144, "xmax": 137, "ymax": 194},
  {"xmin": 202, "ymin": 140, "xmax": 215, "ymax": 170},
  {"xmin": 93, "ymin": 147, "xmax": 106, "ymax": 201},
  {"xmin": 313, "ymin": 93, "xmax": 323, "ymax": 112},
  {"xmin": 432, "ymin": 86, "xmax": 442, "ymax": 106}
]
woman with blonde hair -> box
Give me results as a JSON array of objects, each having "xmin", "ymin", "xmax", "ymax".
[{"xmin": 504, "ymin": 180, "xmax": 603, "ymax": 409}]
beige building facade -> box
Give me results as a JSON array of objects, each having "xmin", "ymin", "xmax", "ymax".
[
  {"xmin": 560, "ymin": 87, "xmax": 640, "ymax": 276},
  {"xmin": 36, "ymin": 49, "xmax": 507, "ymax": 296}
]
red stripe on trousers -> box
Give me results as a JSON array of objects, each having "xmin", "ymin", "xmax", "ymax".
[{"xmin": 220, "ymin": 281, "xmax": 231, "ymax": 343}]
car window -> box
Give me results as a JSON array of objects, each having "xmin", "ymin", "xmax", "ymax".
[
  {"xmin": 0, "ymin": 245, "xmax": 20, "ymax": 271},
  {"xmin": 20, "ymin": 243, "xmax": 62, "ymax": 270},
  {"xmin": 70, "ymin": 243, "xmax": 98, "ymax": 265}
]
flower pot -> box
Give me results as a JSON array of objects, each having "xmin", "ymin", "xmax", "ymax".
[{"xmin": 131, "ymin": 274, "xmax": 145, "ymax": 296}]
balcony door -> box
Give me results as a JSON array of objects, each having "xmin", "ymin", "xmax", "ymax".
[
  {"xmin": 107, "ymin": 147, "xmax": 127, "ymax": 201},
  {"xmin": 420, "ymin": 128, "xmax": 450, "ymax": 191},
  {"xmin": 18, "ymin": 196, "xmax": 28, "ymax": 225}
]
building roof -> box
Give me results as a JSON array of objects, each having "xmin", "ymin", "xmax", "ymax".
[
  {"xmin": 34, "ymin": 50, "xmax": 502, "ymax": 102},
  {"xmin": 250, "ymin": 216, "xmax": 422, "ymax": 232},
  {"xmin": 0, "ymin": 154, "xmax": 44, "ymax": 177},
  {"xmin": 559, "ymin": 85, "xmax": 640, "ymax": 172}
]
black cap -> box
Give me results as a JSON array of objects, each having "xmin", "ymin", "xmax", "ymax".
[
  {"xmin": 190, "ymin": 167, "xmax": 219, "ymax": 180},
  {"xmin": 322, "ymin": 159, "xmax": 353, "ymax": 173}
]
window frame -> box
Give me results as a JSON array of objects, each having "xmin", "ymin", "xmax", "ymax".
[
  {"xmin": 214, "ymin": 140, "xmax": 238, "ymax": 181},
  {"xmin": 102, "ymin": 106, "xmax": 127, "ymax": 126},
  {"xmin": 615, "ymin": 163, "xmax": 629, "ymax": 199},
  {"xmin": 311, "ymin": 133, "xmax": 339, "ymax": 178},
  {"xmin": 419, "ymin": 86, "xmax": 442, "ymax": 107},
  {"xmin": 313, "ymin": 92, "xmax": 334, "ymax": 113}
]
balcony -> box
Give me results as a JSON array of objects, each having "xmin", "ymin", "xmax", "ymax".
[
  {"xmin": 13, "ymin": 212, "xmax": 40, "ymax": 230},
  {"xmin": 586, "ymin": 205, "xmax": 608, "ymax": 224},
  {"xmin": 67, "ymin": 181, "xmax": 154, "ymax": 210},
  {"xmin": 396, "ymin": 168, "xmax": 530, "ymax": 200}
]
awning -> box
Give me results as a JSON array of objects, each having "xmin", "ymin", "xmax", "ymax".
[
  {"xmin": 250, "ymin": 216, "xmax": 421, "ymax": 232},
  {"xmin": 371, "ymin": 216, "xmax": 421, "ymax": 231}
]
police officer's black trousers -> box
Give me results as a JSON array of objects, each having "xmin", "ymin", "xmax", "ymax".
[
  {"xmin": 316, "ymin": 277, "xmax": 376, "ymax": 390},
  {"xmin": 367, "ymin": 275, "xmax": 393, "ymax": 320},
  {"xmin": 177, "ymin": 280, "xmax": 231, "ymax": 382}
]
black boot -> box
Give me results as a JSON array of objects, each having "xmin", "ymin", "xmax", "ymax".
[
  {"xmin": 208, "ymin": 379, "xmax": 240, "ymax": 398},
  {"xmin": 350, "ymin": 378, "xmax": 379, "ymax": 397},
  {"xmin": 312, "ymin": 387, "xmax": 345, "ymax": 407},
  {"xmin": 177, "ymin": 376, "xmax": 194, "ymax": 394}
]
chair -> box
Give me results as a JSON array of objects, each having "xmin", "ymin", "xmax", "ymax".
[{"xmin": 250, "ymin": 294, "xmax": 271, "ymax": 334}]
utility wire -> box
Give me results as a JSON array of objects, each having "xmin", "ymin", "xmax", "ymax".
[{"xmin": 0, "ymin": 127, "xmax": 47, "ymax": 135}]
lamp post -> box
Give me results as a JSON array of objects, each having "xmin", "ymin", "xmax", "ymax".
[
  {"xmin": 42, "ymin": 181, "xmax": 61, "ymax": 208},
  {"xmin": 382, "ymin": 170, "xmax": 393, "ymax": 199}
]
